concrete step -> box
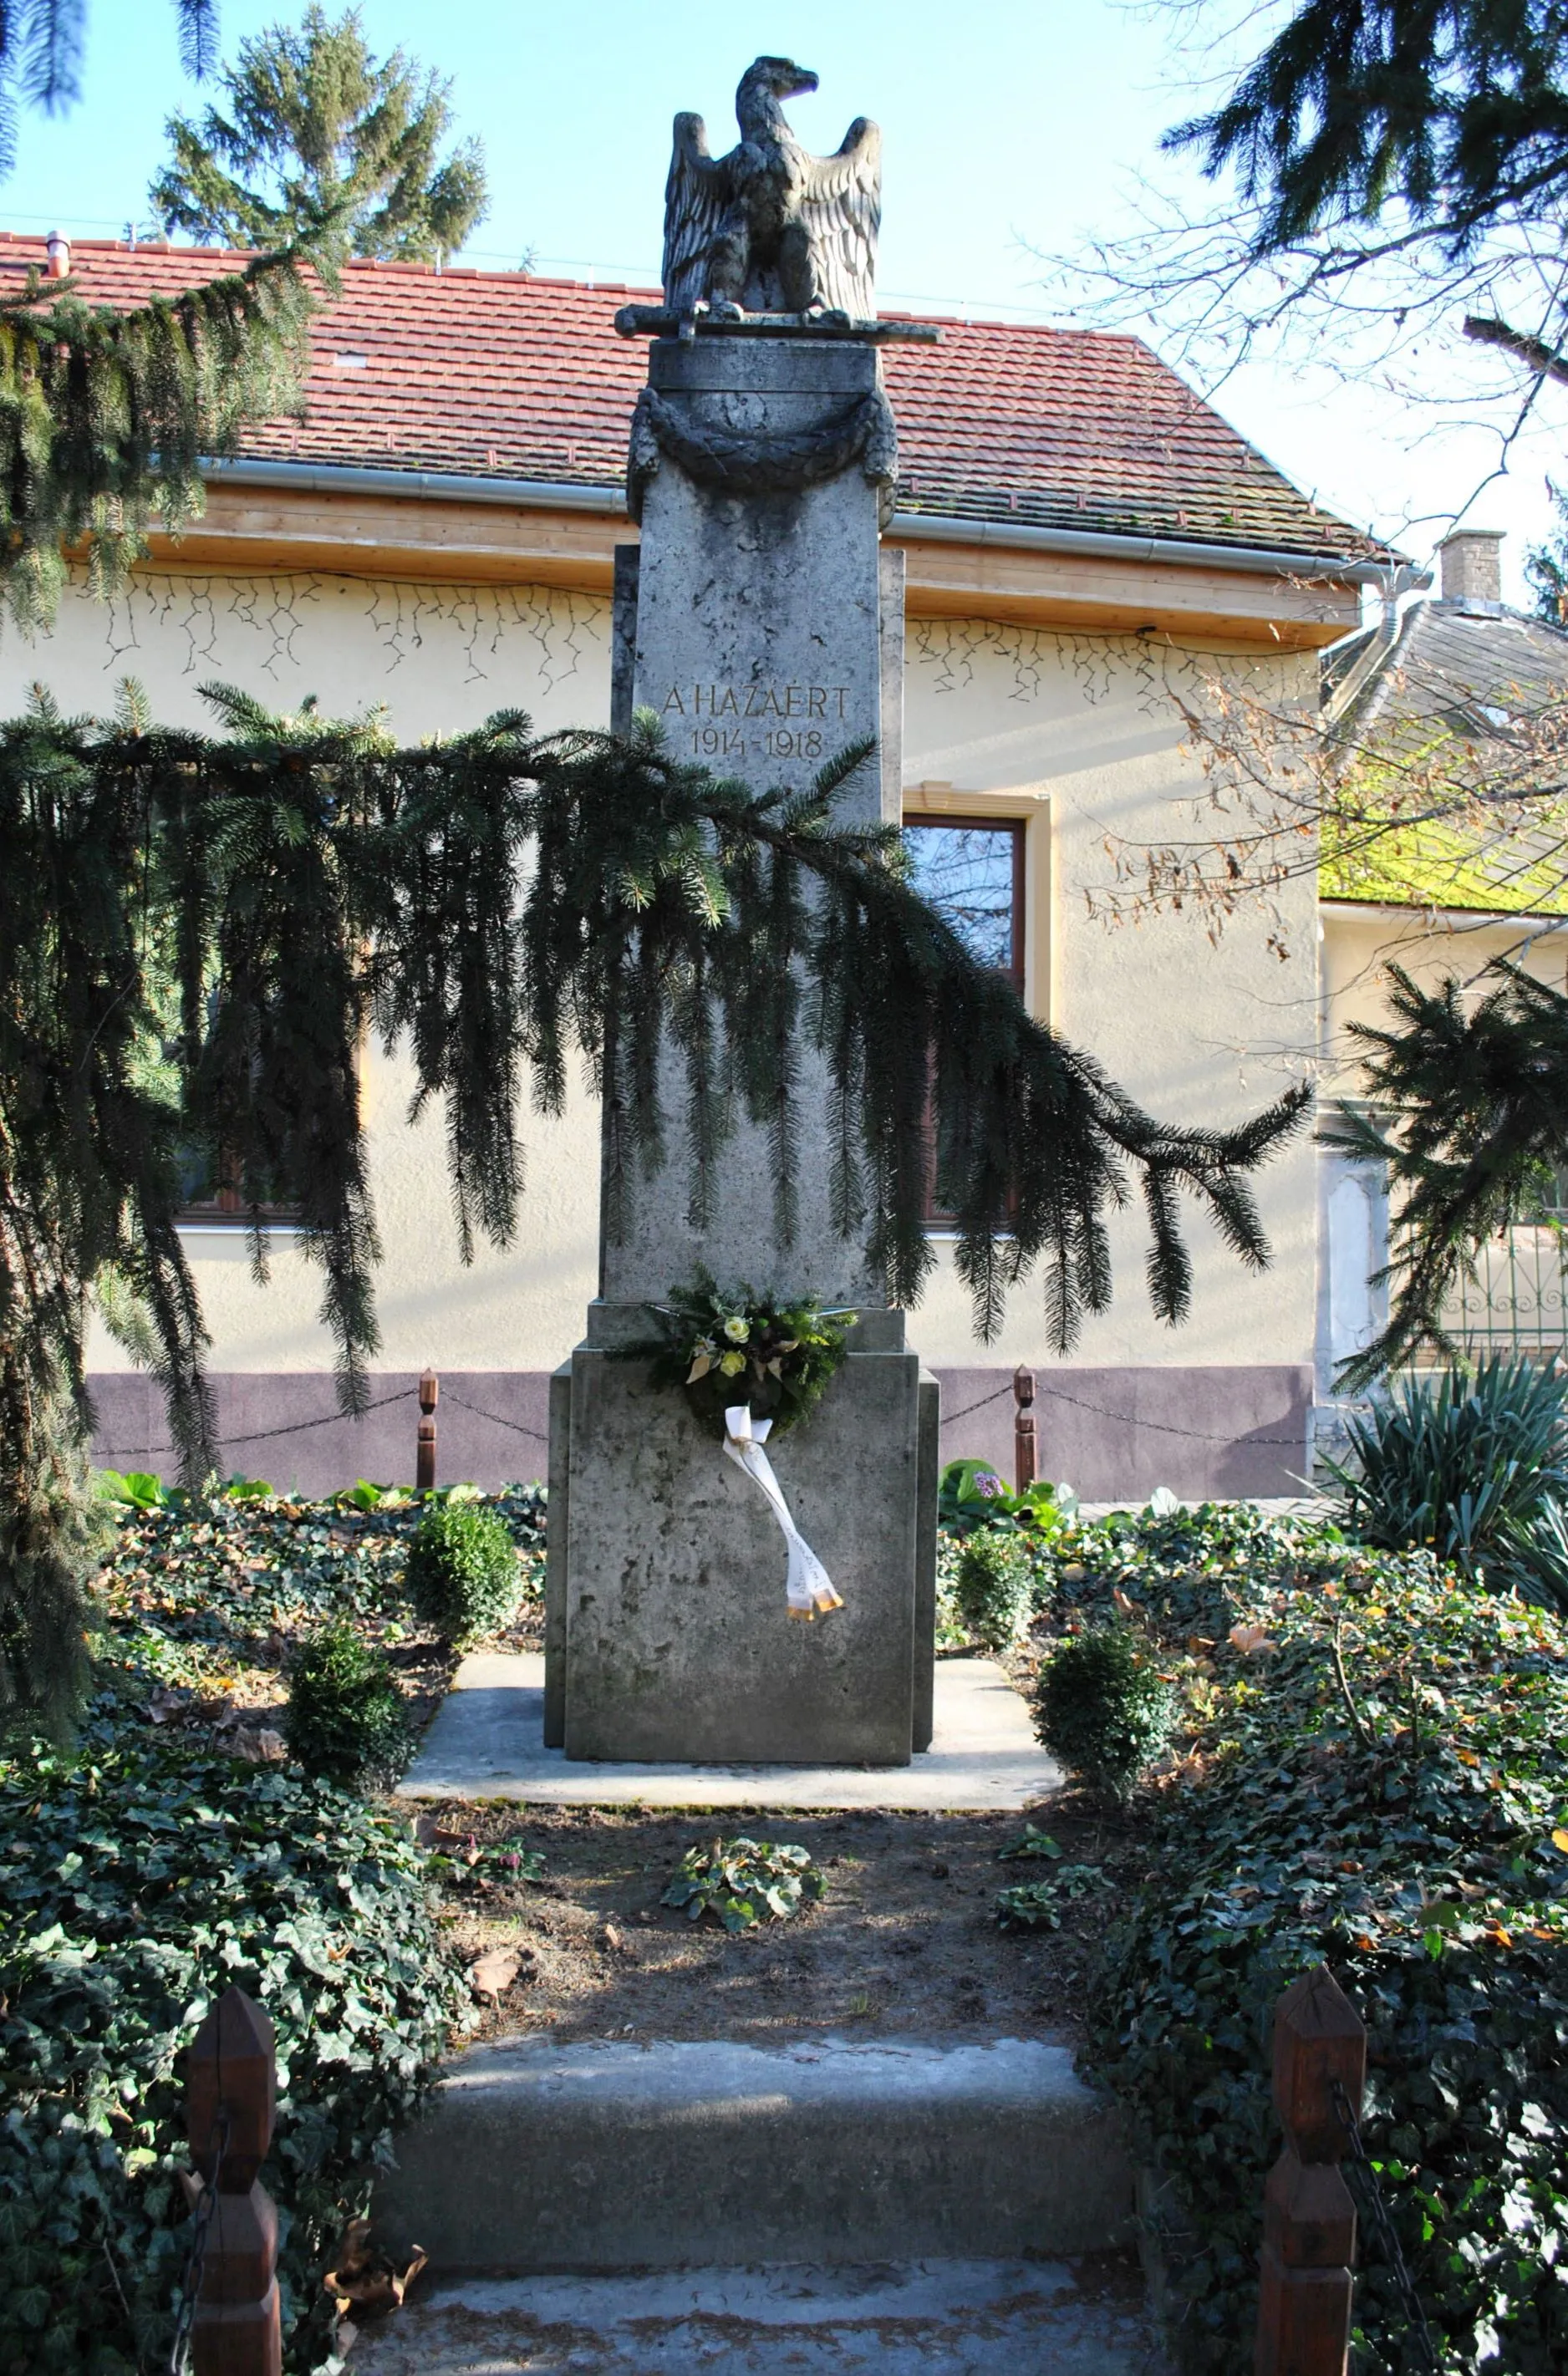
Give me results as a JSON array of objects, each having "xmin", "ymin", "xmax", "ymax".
[
  {"xmin": 346, "ymin": 2260, "xmax": 1171, "ymax": 2373},
  {"xmin": 374, "ymin": 2034, "xmax": 1134, "ymax": 2273}
]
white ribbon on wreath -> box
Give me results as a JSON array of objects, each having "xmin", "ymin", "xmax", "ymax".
[{"xmin": 722, "ymin": 1404, "xmax": 843, "ymax": 1621}]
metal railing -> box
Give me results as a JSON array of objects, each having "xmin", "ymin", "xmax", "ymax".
[{"xmin": 1436, "ymin": 1219, "xmax": 1568, "ymax": 1363}]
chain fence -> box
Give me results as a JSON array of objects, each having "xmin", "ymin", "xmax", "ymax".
[
  {"xmin": 167, "ymin": 2109, "xmax": 227, "ymax": 2376},
  {"xmin": 1332, "ymin": 2078, "xmax": 1443, "ymax": 2375}
]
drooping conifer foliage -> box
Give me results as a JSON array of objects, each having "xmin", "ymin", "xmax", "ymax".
[
  {"xmin": 1168, "ymin": 0, "xmax": 1568, "ymax": 254},
  {"xmin": 0, "ymin": 3, "xmax": 219, "ymax": 169},
  {"xmin": 0, "ymin": 684, "xmax": 1306, "ymax": 1732},
  {"xmin": 0, "ymin": 243, "xmax": 320, "ymax": 631},
  {"xmin": 1332, "ymin": 957, "xmax": 1568, "ymax": 1383}
]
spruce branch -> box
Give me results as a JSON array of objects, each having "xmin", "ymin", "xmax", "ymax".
[
  {"xmin": 0, "ymin": 241, "xmax": 326, "ymax": 631},
  {"xmin": 1332, "ymin": 958, "xmax": 1568, "ymax": 1386},
  {"xmin": 0, "ymin": 694, "xmax": 1308, "ymax": 1736}
]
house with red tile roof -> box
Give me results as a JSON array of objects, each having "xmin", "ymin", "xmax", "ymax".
[{"xmin": 0, "ymin": 235, "xmax": 1405, "ymax": 1495}]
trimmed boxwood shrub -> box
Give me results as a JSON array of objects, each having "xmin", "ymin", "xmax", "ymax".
[
  {"xmin": 283, "ymin": 1619, "xmax": 411, "ymax": 1786},
  {"xmin": 404, "ymin": 1501, "xmax": 521, "ymax": 1646},
  {"xmin": 0, "ymin": 1734, "xmax": 466, "ymax": 2375},
  {"xmin": 954, "ymin": 1529, "xmax": 1037, "ymax": 1649},
  {"xmin": 1034, "ymin": 1624, "xmax": 1174, "ymax": 1799}
]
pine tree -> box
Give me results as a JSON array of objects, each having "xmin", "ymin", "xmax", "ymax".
[
  {"xmin": 150, "ymin": 5, "xmax": 488, "ymax": 262},
  {"xmin": 0, "ymin": 686, "xmax": 1308, "ymax": 1735}
]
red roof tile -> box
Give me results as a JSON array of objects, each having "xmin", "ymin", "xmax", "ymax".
[{"xmin": 0, "ymin": 234, "xmax": 1386, "ymax": 561}]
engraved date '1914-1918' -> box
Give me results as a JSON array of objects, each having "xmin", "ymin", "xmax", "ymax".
[{"xmin": 661, "ymin": 679, "xmax": 851, "ymax": 762}]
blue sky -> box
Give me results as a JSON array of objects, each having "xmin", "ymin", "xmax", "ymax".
[{"xmin": 12, "ymin": 0, "xmax": 1566, "ymax": 598}]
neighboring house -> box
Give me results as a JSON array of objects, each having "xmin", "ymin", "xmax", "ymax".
[
  {"xmin": 0, "ymin": 232, "xmax": 1395, "ymax": 1498},
  {"xmin": 1318, "ymin": 529, "xmax": 1568, "ymax": 1399}
]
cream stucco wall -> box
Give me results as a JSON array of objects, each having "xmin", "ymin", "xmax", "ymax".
[
  {"xmin": 8, "ymin": 568, "xmax": 1321, "ymax": 1388},
  {"xmin": 1322, "ymin": 901, "xmax": 1568, "ymax": 1072},
  {"xmin": 3, "ymin": 567, "xmax": 610, "ymax": 1380},
  {"xmin": 902, "ymin": 621, "xmax": 1319, "ymax": 1372}
]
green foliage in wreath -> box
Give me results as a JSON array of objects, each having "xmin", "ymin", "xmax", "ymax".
[{"xmin": 649, "ymin": 1271, "xmax": 855, "ymax": 1441}]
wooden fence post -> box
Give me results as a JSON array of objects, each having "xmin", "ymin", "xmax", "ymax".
[
  {"xmin": 1013, "ymin": 1365, "xmax": 1036, "ymax": 1493},
  {"xmin": 185, "ymin": 1987, "xmax": 283, "ymax": 2376},
  {"xmin": 417, "ymin": 1368, "xmax": 439, "ymax": 1492},
  {"xmin": 1255, "ymin": 1963, "xmax": 1367, "ymax": 2376}
]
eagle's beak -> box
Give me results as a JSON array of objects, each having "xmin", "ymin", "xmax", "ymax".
[{"xmin": 790, "ymin": 68, "xmax": 820, "ymax": 95}]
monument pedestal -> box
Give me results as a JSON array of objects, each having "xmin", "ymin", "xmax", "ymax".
[
  {"xmin": 546, "ymin": 1306, "xmax": 936, "ymax": 1764},
  {"xmin": 547, "ymin": 323, "xmax": 938, "ymax": 1766}
]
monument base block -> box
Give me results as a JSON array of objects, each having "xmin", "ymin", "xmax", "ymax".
[{"xmin": 546, "ymin": 1305, "xmax": 936, "ymax": 1766}]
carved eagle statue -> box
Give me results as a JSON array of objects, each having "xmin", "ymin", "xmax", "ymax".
[{"xmin": 661, "ymin": 57, "xmax": 881, "ymax": 323}]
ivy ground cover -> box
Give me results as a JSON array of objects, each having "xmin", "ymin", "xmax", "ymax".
[
  {"xmin": 1036, "ymin": 1503, "xmax": 1568, "ymax": 2374},
  {"xmin": 0, "ymin": 1481, "xmax": 545, "ymax": 2376}
]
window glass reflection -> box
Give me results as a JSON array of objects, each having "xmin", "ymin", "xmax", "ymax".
[{"xmin": 903, "ymin": 822, "xmax": 1020, "ymax": 976}]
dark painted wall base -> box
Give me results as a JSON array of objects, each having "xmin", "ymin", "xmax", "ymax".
[{"xmin": 88, "ymin": 1362, "xmax": 1311, "ymax": 1502}]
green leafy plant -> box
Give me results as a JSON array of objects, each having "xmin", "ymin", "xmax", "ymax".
[
  {"xmin": 404, "ymin": 1501, "xmax": 521, "ymax": 1646},
  {"xmin": 1035, "ymin": 1626, "xmax": 1175, "ymax": 1801},
  {"xmin": 954, "ymin": 1528, "xmax": 1039, "ymax": 1650},
  {"xmin": 333, "ymin": 1478, "xmax": 407, "ymax": 1512},
  {"xmin": 996, "ymin": 1863, "xmax": 1104, "ymax": 1931},
  {"xmin": 426, "ymin": 1834, "xmax": 547, "ymax": 1889},
  {"xmin": 94, "ymin": 1468, "xmax": 176, "ymax": 1511},
  {"xmin": 649, "ymin": 1272, "xmax": 856, "ymax": 1439},
  {"xmin": 938, "ymin": 1457, "xmax": 1076, "ymax": 1535},
  {"xmin": 996, "ymin": 1824, "xmax": 1061, "ymax": 1862},
  {"xmin": 661, "ymin": 1836, "xmax": 826, "ymax": 1932},
  {"xmin": 1324, "ymin": 1355, "xmax": 1568, "ymax": 1610},
  {"xmin": 0, "ymin": 1733, "xmax": 466, "ymax": 2375},
  {"xmin": 216, "ymin": 1473, "xmax": 275, "ymax": 1501},
  {"xmin": 283, "ymin": 1618, "xmax": 411, "ymax": 1786}
]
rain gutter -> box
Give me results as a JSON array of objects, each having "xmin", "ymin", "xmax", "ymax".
[{"xmin": 202, "ymin": 455, "xmax": 1416, "ymax": 586}]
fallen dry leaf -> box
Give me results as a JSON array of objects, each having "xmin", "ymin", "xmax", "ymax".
[
  {"xmin": 470, "ymin": 1945, "xmax": 522, "ymax": 2002},
  {"xmin": 323, "ymin": 2218, "xmax": 428, "ymax": 2319},
  {"xmin": 1228, "ymin": 1622, "xmax": 1278, "ymax": 1658},
  {"xmin": 603, "ymin": 1924, "xmax": 624, "ymax": 1952}
]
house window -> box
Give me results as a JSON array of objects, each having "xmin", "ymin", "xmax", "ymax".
[
  {"xmin": 903, "ymin": 818, "xmax": 1025, "ymax": 989},
  {"xmin": 902, "ymin": 817, "xmax": 1026, "ymax": 1222},
  {"xmin": 177, "ymin": 1144, "xmax": 298, "ymax": 1229}
]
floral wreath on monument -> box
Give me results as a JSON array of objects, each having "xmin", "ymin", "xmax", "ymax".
[{"xmin": 647, "ymin": 1271, "xmax": 856, "ymax": 1620}]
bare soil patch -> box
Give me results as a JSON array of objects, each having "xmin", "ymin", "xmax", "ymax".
[{"xmin": 417, "ymin": 1793, "xmax": 1143, "ymax": 2049}]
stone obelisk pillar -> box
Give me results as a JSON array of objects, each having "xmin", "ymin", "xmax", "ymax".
[{"xmin": 545, "ymin": 64, "xmax": 939, "ymax": 1767}]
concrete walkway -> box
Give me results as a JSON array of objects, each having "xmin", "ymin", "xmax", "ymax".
[
  {"xmin": 397, "ymin": 1651, "xmax": 1059, "ymax": 1809},
  {"xmin": 347, "ymin": 2260, "xmax": 1172, "ymax": 2373}
]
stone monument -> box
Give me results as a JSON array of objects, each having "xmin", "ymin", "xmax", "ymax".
[{"xmin": 545, "ymin": 58, "xmax": 939, "ymax": 1766}]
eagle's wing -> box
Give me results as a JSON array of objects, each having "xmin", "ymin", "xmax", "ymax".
[
  {"xmin": 797, "ymin": 117, "xmax": 882, "ymax": 316},
  {"xmin": 663, "ymin": 112, "xmax": 731, "ymax": 313}
]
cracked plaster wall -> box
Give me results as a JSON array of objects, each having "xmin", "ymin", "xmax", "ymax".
[{"xmin": 7, "ymin": 572, "xmax": 1318, "ymax": 1389}]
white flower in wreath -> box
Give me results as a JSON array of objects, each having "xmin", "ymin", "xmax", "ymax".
[{"xmin": 722, "ymin": 1315, "xmax": 751, "ymax": 1343}]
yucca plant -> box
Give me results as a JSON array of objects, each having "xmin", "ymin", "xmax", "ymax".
[{"xmin": 1326, "ymin": 1355, "xmax": 1568, "ymax": 1610}]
